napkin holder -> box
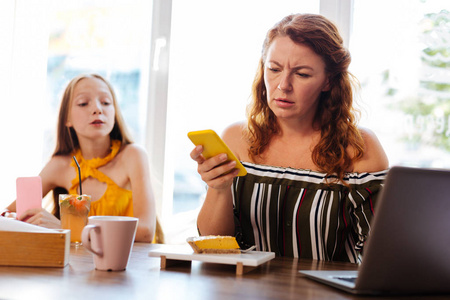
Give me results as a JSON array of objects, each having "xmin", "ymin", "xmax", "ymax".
[{"xmin": 0, "ymin": 229, "xmax": 70, "ymax": 267}]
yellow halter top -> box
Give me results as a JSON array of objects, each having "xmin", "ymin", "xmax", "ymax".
[{"xmin": 69, "ymin": 140, "xmax": 133, "ymax": 217}]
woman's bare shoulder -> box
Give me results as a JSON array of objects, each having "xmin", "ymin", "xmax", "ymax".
[
  {"xmin": 221, "ymin": 122, "xmax": 248, "ymax": 159},
  {"xmin": 353, "ymin": 127, "xmax": 389, "ymax": 173}
]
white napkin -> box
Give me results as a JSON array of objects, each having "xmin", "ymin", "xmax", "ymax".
[{"xmin": 0, "ymin": 217, "xmax": 58, "ymax": 233}]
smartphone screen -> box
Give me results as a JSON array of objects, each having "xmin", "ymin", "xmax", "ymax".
[
  {"xmin": 188, "ymin": 129, "xmax": 247, "ymax": 176},
  {"xmin": 16, "ymin": 176, "xmax": 42, "ymax": 219}
]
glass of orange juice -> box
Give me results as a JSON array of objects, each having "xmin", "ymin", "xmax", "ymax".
[{"xmin": 59, "ymin": 194, "xmax": 91, "ymax": 245}]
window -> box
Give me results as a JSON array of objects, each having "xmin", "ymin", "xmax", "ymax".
[
  {"xmin": 1, "ymin": 0, "xmax": 50, "ymax": 205},
  {"xmin": 350, "ymin": 0, "xmax": 450, "ymax": 167},
  {"xmin": 46, "ymin": 0, "xmax": 153, "ymax": 155}
]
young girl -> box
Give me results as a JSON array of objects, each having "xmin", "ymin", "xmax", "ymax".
[{"xmin": 5, "ymin": 74, "xmax": 159, "ymax": 243}]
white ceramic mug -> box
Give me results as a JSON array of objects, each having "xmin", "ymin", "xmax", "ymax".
[{"xmin": 81, "ymin": 216, "xmax": 138, "ymax": 271}]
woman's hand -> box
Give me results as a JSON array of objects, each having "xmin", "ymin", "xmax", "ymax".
[
  {"xmin": 190, "ymin": 145, "xmax": 239, "ymax": 190},
  {"xmin": 18, "ymin": 208, "xmax": 61, "ymax": 229}
]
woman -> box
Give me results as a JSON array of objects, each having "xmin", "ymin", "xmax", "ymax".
[
  {"xmin": 191, "ymin": 14, "xmax": 388, "ymax": 262},
  {"xmin": 4, "ymin": 74, "xmax": 160, "ymax": 243}
]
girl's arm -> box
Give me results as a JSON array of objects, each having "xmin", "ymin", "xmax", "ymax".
[{"xmin": 126, "ymin": 144, "xmax": 156, "ymax": 242}]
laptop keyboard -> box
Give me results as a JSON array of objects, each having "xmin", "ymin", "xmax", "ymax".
[{"xmin": 334, "ymin": 276, "xmax": 357, "ymax": 283}]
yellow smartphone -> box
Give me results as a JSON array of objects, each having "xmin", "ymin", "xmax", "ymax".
[{"xmin": 188, "ymin": 129, "xmax": 247, "ymax": 177}]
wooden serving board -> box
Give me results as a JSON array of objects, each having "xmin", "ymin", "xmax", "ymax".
[{"xmin": 148, "ymin": 244, "xmax": 275, "ymax": 275}]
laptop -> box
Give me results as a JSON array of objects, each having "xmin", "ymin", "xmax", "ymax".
[{"xmin": 300, "ymin": 166, "xmax": 450, "ymax": 295}]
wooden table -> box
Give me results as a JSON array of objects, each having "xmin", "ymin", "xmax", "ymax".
[{"xmin": 0, "ymin": 243, "xmax": 447, "ymax": 299}]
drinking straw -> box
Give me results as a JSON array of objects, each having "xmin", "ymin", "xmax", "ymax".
[{"xmin": 73, "ymin": 156, "xmax": 82, "ymax": 195}]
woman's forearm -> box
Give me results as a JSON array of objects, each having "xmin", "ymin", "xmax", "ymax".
[{"xmin": 197, "ymin": 188, "xmax": 235, "ymax": 236}]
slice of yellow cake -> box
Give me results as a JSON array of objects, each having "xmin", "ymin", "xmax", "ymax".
[{"xmin": 187, "ymin": 236, "xmax": 241, "ymax": 254}]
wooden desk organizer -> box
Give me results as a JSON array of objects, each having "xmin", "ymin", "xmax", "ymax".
[{"xmin": 0, "ymin": 229, "xmax": 70, "ymax": 267}]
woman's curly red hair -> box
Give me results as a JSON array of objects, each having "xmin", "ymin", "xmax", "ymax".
[{"xmin": 246, "ymin": 14, "xmax": 364, "ymax": 183}]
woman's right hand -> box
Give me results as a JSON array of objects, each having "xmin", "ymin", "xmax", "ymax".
[{"xmin": 190, "ymin": 145, "xmax": 239, "ymax": 190}]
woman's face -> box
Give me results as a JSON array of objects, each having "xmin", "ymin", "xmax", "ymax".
[
  {"xmin": 264, "ymin": 36, "xmax": 329, "ymax": 125},
  {"xmin": 66, "ymin": 77, "xmax": 116, "ymax": 141}
]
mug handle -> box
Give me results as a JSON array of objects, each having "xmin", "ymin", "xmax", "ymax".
[{"xmin": 81, "ymin": 224, "xmax": 104, "ymax": 257}]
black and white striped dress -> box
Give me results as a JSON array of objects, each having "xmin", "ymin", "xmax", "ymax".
[{"xmin": 232, "ymin": 162, "xmax": 388, "ymax": 263}]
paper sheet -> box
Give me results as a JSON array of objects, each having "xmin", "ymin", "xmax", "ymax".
[{"xmin": 0, "ymin": 217, "xmax": 58, "ymax": 233}]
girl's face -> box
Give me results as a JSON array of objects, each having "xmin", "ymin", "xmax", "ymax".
[
  {"xmin": 264, "ymin": 36, "xmax": 329, "ymax": 125},
  {"xmin": 66, "ymin": 77, "xmax": 116, "ymax": 142}
]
